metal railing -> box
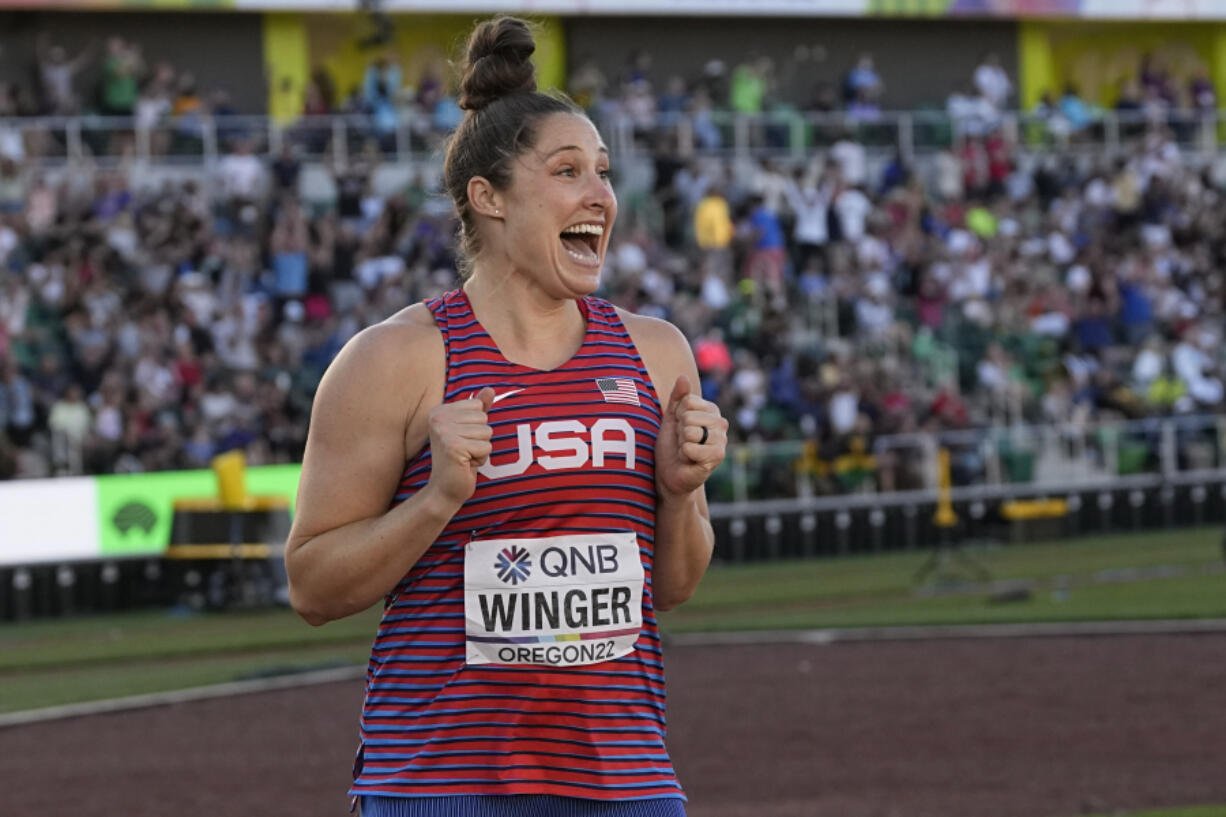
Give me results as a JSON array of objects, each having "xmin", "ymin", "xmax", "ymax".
[
  {"xmin": 707, "ymin": 413, "xmax": 1226, "ymax": 507},
  {"xmin": 3, "ymin": 106, "xmax": 1224, "ymax": 168},
  {"xmin": 605, "ymin": 107, "xmax": 1224, "ymax": 162}
]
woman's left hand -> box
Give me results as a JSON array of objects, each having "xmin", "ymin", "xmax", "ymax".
[{"xmin": 655, "ymin": 376, "xmax": 728, "ymax": 500}]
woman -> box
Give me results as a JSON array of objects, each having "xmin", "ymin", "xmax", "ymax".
[{"xmin": 285, "ymin": 16, "xmax": 727, "ymax": 817}]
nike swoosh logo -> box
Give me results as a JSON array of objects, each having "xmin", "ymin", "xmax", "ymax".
[{"xmin": 490, "ymin": 388, "xmax": 525, "ymax": 405}]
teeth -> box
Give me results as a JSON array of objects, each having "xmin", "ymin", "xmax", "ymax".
[
  {"xmin": 561, "ymin": 224, "xmax": 604, "ymax": 236},
  {"xmin": 565, "ymin": 247, "xmax": 597, "ymax": 263}
]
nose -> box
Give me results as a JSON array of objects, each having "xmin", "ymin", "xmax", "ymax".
[{"xmin": 584, "ymin": 171, "xmax": 615, "ymax": 214}]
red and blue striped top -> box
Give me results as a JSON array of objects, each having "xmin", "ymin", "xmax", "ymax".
[{"xmin": 349, "ymin": 288, "xmax": 683, "ymax": 802}]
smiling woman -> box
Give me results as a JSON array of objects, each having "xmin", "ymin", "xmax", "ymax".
[{"xmin": 282, "ymin": 15, "xmax": 728, "ymax": 817}]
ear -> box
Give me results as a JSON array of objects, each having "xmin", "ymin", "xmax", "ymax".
[{"xmin": 467, "ymin": 176, "xmax": 504, "ymax": 220}]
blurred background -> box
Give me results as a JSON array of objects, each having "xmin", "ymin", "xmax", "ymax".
[{"xmin": 2, "ymin": 2, "xmax": 1226, "ymax": 815}]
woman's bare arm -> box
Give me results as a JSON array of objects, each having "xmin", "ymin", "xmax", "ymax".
[
  {"xmin": 621, "ymin": 312, "xmax": 726, "ymax": 611},
  {"xmin": 284, "ymin": 307, "xmax": 462, "ymax": 625}
]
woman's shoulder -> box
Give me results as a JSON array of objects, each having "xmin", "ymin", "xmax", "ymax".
[
  {"xmin": 358, "ymin": 301, "xmax": 441, "ymax": 352},
  {"xmin": 612, "ymin": 306, "xmax": 686, "ymax": 345},
  {"xmin": 325, "ymin": 302, "xmax": 444, "ymax": 392},
  {"xmin": 611, "ymin": 307, "xmax": 695, "ymax": 375}
]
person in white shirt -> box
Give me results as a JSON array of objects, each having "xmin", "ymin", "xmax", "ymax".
[
  {"xmin": 1172, "ymin": 324, "xmax": 1224, "ymax": 407},
  {"xmin": 833, "ymin": 185, "xmax": 871, "ymax": 243},
  {"xmin": 855, "ymin": 275, "xmax": 895, "ymax": 337},
  {"xmin": 753, "ymin": 159, "xmax": 790, "ymax": 214},
  {"xmin": 973, "ymin": 52, "xmax": 1012, "ymax": 111},
  {"xmin": 784, "ymin": 163, "xmax": 834, "ymax": 273},
  {"xmin": 48, "ymin": 384, "xmax": 92, "ymax": 475},
  {"xmin": 947, "ymin": 84, "xmax": 1001, "ymax": 138},
  {"xmin": 216, "ymin": 139, "xmax": 266, "ymax": 203},
  {"xmin": 830, "ymin": 132, "xmax": 867, "ymax": 187}
]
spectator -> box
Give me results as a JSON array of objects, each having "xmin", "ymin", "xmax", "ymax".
[
  {"xmin": 1187, "ymin": 64, "xmax": 1216, "ymax": 116},
  {"xmin": 947, "ymin": 84, "xmax": 1001, "ymax": 138},
  {"xmin": 303, "ymin": 70, "xmax": 334, "ymax": 118},
  {"xmin": 0, "ymin": 159, "xmax": 25, "ymax": 213},
  {"xmin": 830, "ymin": 130, "xmax": 867, "ymax": 188},
  {"xmin": 1115, "ymin": 79, "xmax": 1143, "ymax": 115},
  {"xmin": 833, "ymin": 183, "xmax": 871, "ymax": 244},
  {"xmin": 694, "ymin": 327, "xmax": 734, "ymax": 379},
  {"xmin": 135, "ymin": 62, "xmax": 175, "ymax": 153},
  {"xmin": 1073, "ymin": 295, "xmax": 1115, "ymax": 353},
  {"xmin": 271, "ymin": 197, "xmax": 310, "ymax": 299},
  {"xmin": 694, "ymin": 184, "xmax": 734, "ymax": 279},
  {"xmin": 1032, "ymin": 90, "xmax": 1070, "ymax": 142},
  {"xmin": 362, "ymin": 57, "xmax": 402, "ymax": 149},
  {"xmin": 270, "ymin": 141, "xmax": 302, "ymax": 196},
  {"xmin": 1172, "ymin": 324, "xmax": 1224, "ymax": 408},
  {"xmin": 1139, "ymin": 52, "xmax": 1174, "ymax": 108},
  {"xmin": 689, "ymin": 86, "xmax": 722, "ymax": 152},
  {"xmin": 0, "ymin": 87, "xmax": 24, "ymax": 162},
  {"xmin": 847, "ymin": 87, "xmax": 881, "ymax": 123},
  {"xmin": 568, "ymin": 57, "xmax": 608, "ymax": 112},
  {"xmin": 657, "ymin": 75, "xmax": 690, "ymax": 128},
  {"xmin": 99, "ymin": 37, "xmax": 143, "ymax": 117},
  {"xmin": 36, "ymin": 34, "xmax": 95, "ymax": 115},
  {"xmin": 217, "ymin": 138, "xmax": 265, "ymax": 203},
  {"xmin": 972, "ymin": 52, "xmax": 1011, "ymax": 111},
  {"xmin": 3, "ymin": 49, "xmax": 1226, "ymax": 500},
  {"xmin": 0, "ymin": 359, "xmax": 36, "ymax": 447},
  {"xmin": 48, "ymin": 383, "xmax": 91, "ymax": 475},
  {"xmin": 1059, "ymin": 83, "xmax": 1096, "ymax": 136},
  {"xmin": 741, "ymin": 195, "xmax": 787, "ymax": 306},
  {"xmin": 785, "ymin": 163, "xmax": 833, "ymax": 275},
  {"xmin": 730, "ymin": 55, "xmax": 770, "ymax": 115},
  {"xmin": 843, "ymin": 53, "xmax": 883, "ymax": 106}
]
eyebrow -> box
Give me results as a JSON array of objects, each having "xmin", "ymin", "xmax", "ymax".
[{"xmin": 544, "ymin": 145, "xmax": 610, "ymax": 159}]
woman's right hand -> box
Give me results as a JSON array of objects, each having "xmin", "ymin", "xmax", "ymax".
[{"xmin": 426, "ymin": 386, "xmax": 495, "ymax": 507}]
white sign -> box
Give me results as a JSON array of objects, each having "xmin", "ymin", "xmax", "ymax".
[
  {"xmin": 464, "ymin": 532, "xmax": 644, "ymax": 667},
  {"xmin": 0, "ymin": 478, "xmax": 99, "ymax": 565}
]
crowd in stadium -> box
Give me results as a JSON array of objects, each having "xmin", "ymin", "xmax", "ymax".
[{"xmin": 1, "ymin": 36, "xmax": 1224, "ymax": 493}]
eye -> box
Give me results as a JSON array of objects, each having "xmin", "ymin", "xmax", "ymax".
[
  {"xmin": 556, "ymin": 166, "xmax": 576, "ymax": 177},
  {"xmin": 599, "ymin": 168, "xmax": 612, "ymax": 181}
]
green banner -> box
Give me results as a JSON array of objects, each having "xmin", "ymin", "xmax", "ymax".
[{"xmin": 96, "ymin": 465, "xmax": 300, "ymax": 557}]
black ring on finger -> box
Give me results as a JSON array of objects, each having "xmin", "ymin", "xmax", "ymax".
[{"xmin": 698, "ymin": 425, "xmax": 709, "ymax": 446}]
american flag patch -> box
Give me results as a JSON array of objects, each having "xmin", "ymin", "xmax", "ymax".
[{"xmin": 596, "ymin": 377, "xmax": 640, "ymax": 406}]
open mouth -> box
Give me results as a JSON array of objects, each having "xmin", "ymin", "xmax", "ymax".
[{"xmin": 559, "ymin": 223, "xmax": 603, "ymax": 266}]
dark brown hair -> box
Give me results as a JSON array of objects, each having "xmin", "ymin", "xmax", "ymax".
[{"xmin": 444, "ymin": 16, "xmax": 582, "ymax": 271}]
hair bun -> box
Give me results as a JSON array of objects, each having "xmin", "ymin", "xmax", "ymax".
[{"xmin": 458, "ymin": 16, "xmax": 538, "ymax": 112}]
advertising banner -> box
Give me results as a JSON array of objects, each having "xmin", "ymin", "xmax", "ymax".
[
  {"xmin": 1, "ymin": 465, "xmax": 300, "ymax": 566},
  {"xmin": 97, "ymin": 464, "xmax": 301, "ymax": 558},
  {"xmin": 0, "ymin": 0, "xmax": 235, "ymax": 7},
  {"xmin": 0, "ymin": 478, "xmax": 98, "ymax": 565}
]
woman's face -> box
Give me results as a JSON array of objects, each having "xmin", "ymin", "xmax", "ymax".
[{"xmin": 487, "ymin": 112, "xmax": 617, "ymax": 299}]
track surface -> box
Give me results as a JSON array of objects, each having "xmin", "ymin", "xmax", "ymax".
[{"xmin": 5, "ymin": 635, "xmax": 1226, "ymax": 817}]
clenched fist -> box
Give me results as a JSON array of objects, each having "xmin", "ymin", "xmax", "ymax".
[
  {"xmin": 655, "ymin": 376, "xmax": 727, "ymax": 500},
  {"xmin": 427, "ymin": 386, "xmax": 495, "ymax": 507}
]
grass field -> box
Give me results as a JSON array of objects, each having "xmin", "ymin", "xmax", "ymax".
[{"xmin": 1, "ymin": 526, "xmax": 1223, "ymax": 716}]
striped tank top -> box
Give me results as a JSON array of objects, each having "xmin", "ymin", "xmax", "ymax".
[{"xmin": 349, "ymin": 288, "xmax": 684, "ymax": 803}]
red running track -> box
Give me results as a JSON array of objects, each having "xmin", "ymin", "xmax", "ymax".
[{"xmin": 4, "ymin": 635, "xmax": 1226, "ymax": 817}]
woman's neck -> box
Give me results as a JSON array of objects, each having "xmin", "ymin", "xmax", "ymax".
[{"xmin": 463, "ymin": 271, "xmax": 586, "ymax": 370}]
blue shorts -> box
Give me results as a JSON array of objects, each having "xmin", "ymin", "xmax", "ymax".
[{"xmin": 360, "ymin": 795, "xmax": 687, "ymax": 817}]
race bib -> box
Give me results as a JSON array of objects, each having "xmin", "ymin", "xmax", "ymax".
[{"xmin": 464, "ymin": 532, "xmax": 644, "ymax": 667}]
